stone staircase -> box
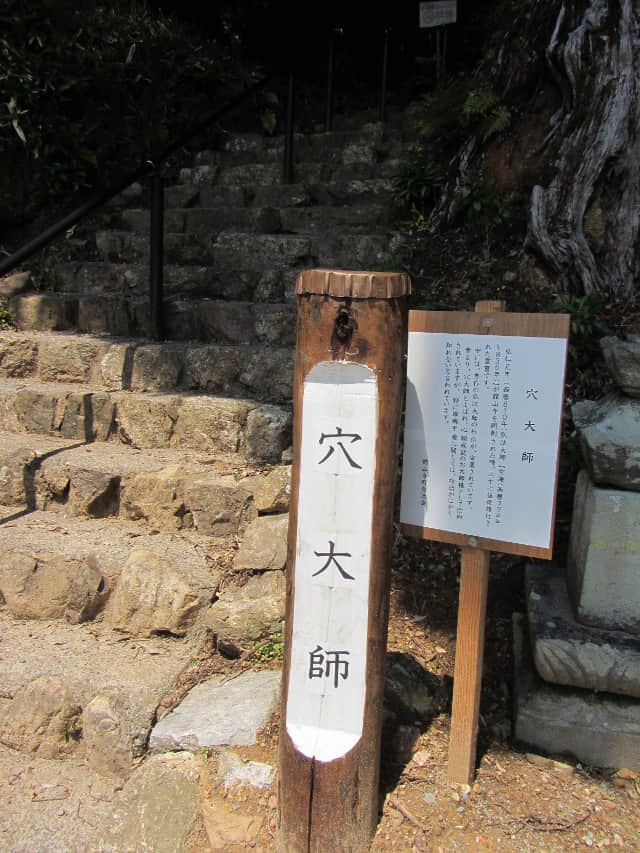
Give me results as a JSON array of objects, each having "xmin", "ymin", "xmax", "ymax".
[{"xmin": 0, "ymin": 112, "xmax": 411, "ymax": 847}]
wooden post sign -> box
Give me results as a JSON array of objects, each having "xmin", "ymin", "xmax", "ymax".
[
  {"xmin": 278, "ymin": 269, "xmax": 410, "ymax": 853},
  {"xmin": 400, "ymin": 302, "xmax": 570, "ymax": 785}
]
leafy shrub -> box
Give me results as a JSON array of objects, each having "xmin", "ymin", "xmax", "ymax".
[{"xmin": 392, "ymin": 153, "xmax": 444, "ymax": 211}]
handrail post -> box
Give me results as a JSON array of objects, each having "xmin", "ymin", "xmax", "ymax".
[
  {"xmin": 380, "ymin": 27, "xmax": 390, "ymax": 123},
  {"xmin": 149, "ymin": 170, "xmax": 164, "ymax": 341},
  {"xmin": 325, "ymin": 35, "xmax": 335, "ymax": 132},
  {"xmin": 284, "ymin": 73, "xmax": 295, "ymax": 184}
]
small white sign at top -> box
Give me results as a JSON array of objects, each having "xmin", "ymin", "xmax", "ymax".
[{"xmin": 419, "ymin": 1, "xmax": 457, "ymax": 28}]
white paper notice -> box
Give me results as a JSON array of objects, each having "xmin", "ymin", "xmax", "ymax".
[
  {"xmin": 400, "ymin": 333, "xmax": 567, "ymax": 550},
  {"xmin": 286, "ymin": 361, "xmax": 378, "ymax": 763}
]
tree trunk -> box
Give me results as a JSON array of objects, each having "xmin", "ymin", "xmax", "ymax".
[
  {"xmin": 526, "ymin": 0, "xmax": 640, "ymax": 297},
  {"xmin": 431, "ymin": 0, "xmax": 640, "ymax": 298}
]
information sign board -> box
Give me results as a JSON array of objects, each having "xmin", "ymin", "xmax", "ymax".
[
  {"xmin": 419, "ymin": 1, "xmax": 457, "ymax": 28},
  {"xmin": 400, "ymin": 310, "xmax": 570, "ymax": 559}
]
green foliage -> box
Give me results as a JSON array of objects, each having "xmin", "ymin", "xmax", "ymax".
[
  {"xmin": 392, "ymin": 153, "xmax": 444, "ymax": 211},
  {"xmin": 549, "ymin": 292, "xmax": 609, "ymax": 364},
  {"xmin": 0, "ymin": 0, "xmax": 249, "ymax": 219},
  {"xmin": 251, "ymin": 632, "xmax": 284, "ymax": 666},
  {"xmin": 0, "ymin": 307, "xmax": 14, "ymax": 329}
]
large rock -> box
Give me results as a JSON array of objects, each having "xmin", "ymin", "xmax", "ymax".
[
  {"xmin": 37, "ymin": 336, "xmax": 110, "ymax": 384},
  {"xmin": 0, "ymin": 549, "xmax": 107, "ymax": 623},
  {"xmin": 526, "ymin": 563, "xmax": 640, "ymax": 698},
  {"xmin": 0, "ymin": 446, "xmax": 36, "ymax": 506},
  {"xmin": 121, "ymin": 464, "xmax": 190, "ymax": 530},
  {"xmin": 513, "ymin": 614, "xmax": 640, "ymax": 773},
  {"xmin": 568, "ymin": 470, "xmax": 640, "ymax": 632},
  {"xmin": 122, "ymin": 465, "xmax": 255, "ymax": 535},
  {"xmin": 205, "ymin": 570, "xmax": 286, "ymax": 645},
  {"xmin": 572, "ymin": 393, "xmax": 640, "ymax": 489},
  {"xmin": 36, "ymin": 463, "xmax": 120, "ymax": 517},
  {"xmin": 233, "ymin": 513, "xmax": 289, "ymax": 571},
  {"xmin": 253, "ymin": 465, "xmax": 292, "ymax": 513},
  {"xmin": 601, "ymin": 334, "xmax": 640, "ymax": 397},
  {"xmin": 83, "ymin": 688, "xmax": 154, "ymax": 778},
  {"xmin": 149, "ymin": 669, "xmax": 281, "ymax": 754},
  {"xmin": 107, "ymin": 549, "xmax": 219, "ymax": 636},
  {"xmin": 171, "ymin": 396, "xmax": 248, "ymax": 454},
  {"xmin": 0, "ymin": 331, "xmax": 37, "ymax": 376},
  {"xmin": 0, "ymin": 675, "xmax": 82, "ymax": 759},
  {"xmin": 243, "ymin": 404, "xmax": 292, "ymax": 462}
]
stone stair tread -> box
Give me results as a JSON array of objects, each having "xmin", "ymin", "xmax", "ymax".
[
  {"xmin": 0, "ymin": 602, "xmax": 199, "ymax": 707},
  {"xmin": 0, "ymin": 327, "xmax": 295, "ymax": 400},
  {"xmin": 0, "ymin": 375, "xmax": 293, "ymax": 459},
  {"xmin": 0, "ymin": 428, "xmax": 263, "ymax": 479},
  {"xmin": 42, "ymin": 262, "xmax": 298, "ymax": 302}
]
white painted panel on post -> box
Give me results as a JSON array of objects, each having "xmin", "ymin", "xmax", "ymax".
[{"xmin": 286, "ymin": 361, "xmax": 378, "ymax": 763}]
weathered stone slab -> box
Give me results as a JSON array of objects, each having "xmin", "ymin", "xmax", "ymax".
[
  {"xmin": 0, "ymin": 331, "xmax": 37, "ymax": 377},
  {"xmin": 148, "ymin": 669, "xmax": 281, "ymax": 753},
  {"xmin": 183, "ymin": 474, "xmax": 255, "ymax": 536},
  {"xmin": 108, "ymin": 549, "xmax": 220, "ymax": 637},
  {"xmin": 243, "ymin": 403, "xmax": 292, "ymax": 462},
  {"xmin": 37, "ymin": 336, "xmax": 110, "ymax": 385},
  {"xmin": 568, "ymin": 470, "xmax": 640, "ymax": 632},
  {"xmin": 9, "ymin": 292, "xmax": 77, "ymax": 331},
  {"xmin": 114, "ymin": 392, "xmax": 180, "ymax": 448},
  {"xmin": 239, "ymin": 350, "xmax": 294, "ymax": 403},
  {"xmin": 170, "ymin": 396, "xmax": 248, "ymax": 454},
  {"xmin": 572, "ymin": 393, "xmax": 640, "ymax": 489},
  {"xmin": 253, "ymin": 465, "xmax": 292, "ymax": 513},
  {"xmin": 182, "ymin": 344, "xmax": 241, "ymax": 394},
  {"xmin": 104, "ymin": 753, "xmax": 201, "ymax": 853},
  {"xmin": 0, "ymin": 675, "xmax": 82, "ymax": 759},
  {"xmin": 205, "ymin": 570, "xmax": 285, "ymax": 645},
  {"xmin": 233, "ymin": 514, "xmax": 289, "ymax": 571},
  {"xmin": 513, "ymin": 613, "xmax": 640, "ymax": 772},
  {"xmin": 131, "ymin": 344, "xmax": 183, "ymax": 391},
  {"xmin": 601, "ymin": 334, "xmax": 640, "ymax": 397},
  {"xmin": 83, "ymin": 688, "xmax": 154, "ymax": 778},
  {"xmin": 0, "ymin": 447, "xmax": 36, "ymax": 506},
  {"xmin": 0, "ymin": 549, "xmax": 107, "ymax": 623},
  {"xmin": 526, "ymin": 562, "xmax": 640, "ymax": 697}
]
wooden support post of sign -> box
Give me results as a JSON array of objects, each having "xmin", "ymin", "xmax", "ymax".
[
  {"xmin": 447, "ymin": 299, "xmax": 505, "ymax": 786},
  {"xmin": 278, "ymin": 268, "xmax": 410, "ymax": 853}
]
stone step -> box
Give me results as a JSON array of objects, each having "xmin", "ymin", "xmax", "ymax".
[
  {"xmin": 197, "ymin": 127, "xmax": 403, "ymax": 167},
  {"xmin": 0, "ymin": 430, "xmax": 266, "ymax": 533},
  {"xmin": 91, "ymin": 228, "xmax": 394, "ymax": 271},
  {"xmin": 180, "ymin": 158, "xmax": 393, "ymax": 189},
  {"xmin": 0, "ymin": 376, "xmax": 292, "ymax": 460},
  {"xmin": 116, "ymin": 206, "xmax": 282, "ymax": 235},
  {"xmin": 0, "ymin": 327, "xmax": 294, "ymax": 400},
  {"xmin": 94, "ymin": 230, "xmax": 314, "ymax": 267},
  {"xmin": 5, "ymin": 297, "xmax": 295, "ymax": 349},
  {"xmin": 52, "ymin": 261, "xmax": 295, "ymax": 302},
  {"xmin": 113, "ymin": 202, "xmax": 393, "ymax": 236}
]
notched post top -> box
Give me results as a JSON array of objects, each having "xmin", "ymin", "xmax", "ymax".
[{"xmin": 295, "ymin": 268, "xmax": 412, "ymax": 300}]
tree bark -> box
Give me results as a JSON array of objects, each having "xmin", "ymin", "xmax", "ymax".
[
  {"xmin": 526, "ymin": 0, "xmax": 640, "ymax": 297},
  {"xmin": 430, "ymin": 0, "xmax": 640, "ymax": 298}
]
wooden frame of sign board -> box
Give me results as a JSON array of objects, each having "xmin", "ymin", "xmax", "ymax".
[{"xmin": 399, "ymin": 304, "xmax": 570, "ymax": 784}]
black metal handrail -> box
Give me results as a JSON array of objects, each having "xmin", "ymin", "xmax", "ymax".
[
  {"xmin": 0, "ymin": 76, "xmax": 270, "ymax": 280},
  {"xmin": 2, "ymin": 26, "xmax": 396, "ymax": 340}
]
